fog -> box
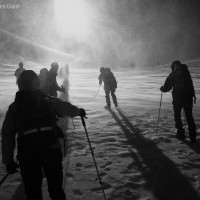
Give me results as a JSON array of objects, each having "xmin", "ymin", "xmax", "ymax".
[{"xmin": 0, "ymin": 0, "xmax": 200, "ymax": 68}]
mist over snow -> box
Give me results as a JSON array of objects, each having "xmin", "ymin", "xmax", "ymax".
[{"xmin": 0, "ymin": 0, "xmax": 200, "ymax": 68}]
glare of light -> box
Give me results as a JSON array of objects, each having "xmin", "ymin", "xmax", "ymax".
[{"xmin": 54, "ymin": 0, "xmax": 92, "ymax": 38}]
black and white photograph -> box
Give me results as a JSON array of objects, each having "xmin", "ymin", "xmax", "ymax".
[{"xmin": 0, "ymin": 0, "xmax": 200, "ymax": 199}]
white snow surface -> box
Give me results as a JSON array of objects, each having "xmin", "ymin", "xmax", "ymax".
[{"xmin": 0, "ymin": 60, "xmax": 200, "ymax": 200}]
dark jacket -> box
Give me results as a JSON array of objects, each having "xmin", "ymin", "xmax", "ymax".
[
  {"xmin": 46, "ymin": 70, "xmax": 62, "ymax": 97},
  {"xmin": 162, "ymin": 65, "xmax": 195, "ymax": 104},
  {"xmin": 98, "ymin": 68, "xmax": 117, "ymax": 90},
  {"xmin": 1, "ymin": 90, "xmax": 80, "ymax": 164}
]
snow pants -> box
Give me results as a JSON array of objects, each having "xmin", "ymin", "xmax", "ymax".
[
  {"xmin": 19, "ymin": 148, "xmax": 66, "ymax": 200},
  {"xmin": 104, "ymin": 87, "xmax": 117, "ymax": 106},
  {"xmin": 173, "ymin": 103, "xmax": 196, "ymax": 140}
]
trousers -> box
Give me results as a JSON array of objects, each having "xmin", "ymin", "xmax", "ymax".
[
  {"xmin": 19, "ymin": 148, "xmax": 66, "ymax": 200},
  {"xmin": 173, "ymin": 103, "xmax": 196, "ymax": 138}
]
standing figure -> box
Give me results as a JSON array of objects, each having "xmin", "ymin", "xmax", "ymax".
[
  {"xmin": 98, "ymin": 67, "xmax": 118, "ymax": 109},
  {"xmin": 57, "ymin": 64, "xmax": 70, "ymax": 155},
  {"xmin": 1, "ymin": 70, "xmax": 86, "ymax": 200},
  {"xmin": 58, "ymin": 64, "xmax": 70, "ymax": 101},
  {"xmin": 130, "ymin": 62, "xmax": 136, "ymax": 70},
  {"xmin": 15, "ymin": 62, "xmax": 25, "ymax": 84},
  {"xmin": 160, "ymin": 60, "xmax": 197, "ymax": 143},
  {"xmin": 38, "ymin": 68, "xmax": 48, "ymax": 93},
  {"xmin": 46, "ymin": 62, "xmax": 65, "ymax": 97}
]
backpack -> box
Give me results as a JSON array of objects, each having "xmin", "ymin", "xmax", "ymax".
[
  {"xmin": 14, "ymin": 90, "xmax": 58, "ymax": 152},
  {"xmin": 103, "ymin": 68, "xmax": 117, "ymax": 89},
  {"xmin": 173, "ymin": 64, "xmax": 194, "ymax": 100}
]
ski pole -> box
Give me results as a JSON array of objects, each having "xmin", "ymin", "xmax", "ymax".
[
  {"xmin": 0, "ymin": 172, "xmax": 9, "ymax": 186},
  {"xmin": 156, "ymin": 92, "xmax": 163, "ymax": 134},
  {"xmin": 81, "ymin": 116, "xmax": 107, "ymax": 200}
]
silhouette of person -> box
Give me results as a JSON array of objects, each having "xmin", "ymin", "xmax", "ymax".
[
  {"xmin": 15, "ymin": 62, "xmax": 25, "ymax": 84},
  {"xmin": 45, "ymin": 62, "xmax": 65, "ymax": 97},
  {"xmin": 1, "ymin": 70, "xmax": 86, "ymax": 200},
  {"xmin": 98, "ymin": 67, "xmax": 118, "ymax": 108},
  {"xmin": 160, "ymin": 60, "xmax": 197, "ymax": 143},
  {"xmin": 38, "ymin": 68, "xmax": 48, "ymax": 93}
]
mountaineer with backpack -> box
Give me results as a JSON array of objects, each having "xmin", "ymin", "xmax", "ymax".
[
  {"xmin": 98, "ymin": 67, "xmax": 118, "ymax": 108},
  {"xmin": 160, "ymin": 60, "xmax": 197, "ymax": 143},
  {"xmin": 1, "ymin": 70, "xmax": 86, "ymax": 200}
]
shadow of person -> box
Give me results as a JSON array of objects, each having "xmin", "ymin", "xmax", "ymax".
[{"xmin": 106, "ymin": 107, "xmax": 200, "ymax": 200}]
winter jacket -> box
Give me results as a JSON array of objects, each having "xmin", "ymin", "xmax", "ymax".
[
  {"xmin": 1, "ymin": 89, "xmax": 80, "ymax": 164},
  {"xmin": 45, "ymin": 70, "xmax": 62, "ymax": 97},
  {"xmin": 162, "ymin": 66, "xmax": 195, "ymax": 105},
  {"xmin": 98, "ymin": 69, "xmax": 117, "ymax": 90}
]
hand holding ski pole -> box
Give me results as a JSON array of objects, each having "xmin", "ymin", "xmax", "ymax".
[
  {"xmin": 79, "ymin": 108, "xmax": 87, "ymax": 119},
  {"xmin": 0, "ymin": 162, "xmax": 19, "ymax": 186},
  {"xmin": 6, "ymin": 162, "xmax": 19, "ymax": 174}
]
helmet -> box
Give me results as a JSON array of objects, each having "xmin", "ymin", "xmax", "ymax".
[
  {"xmin": 100, "ymin": 67, "xmax": 105, "ymax": 73},
  {"xmin": 18, "ymin": 70, "xmax": 40, "ymax": 91},
  {"xmin": 51, "ymin": 62, "xmax": 59, "ymax": 69},
  {"xmin": 171, "ymin": 60, "xmax": 181, "ymax": 71}
]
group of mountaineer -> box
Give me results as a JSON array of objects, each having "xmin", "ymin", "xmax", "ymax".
[
  {"xmin": 1, "ymin": 61, "xmax": 119, "ymax": 200},
  {"xmin": 15, "ymin": 62, "xmax": 65, "ymax": 98},
  {"xmin": 1, "ymin": 59, "xmax": 198, "ymax": 200}
]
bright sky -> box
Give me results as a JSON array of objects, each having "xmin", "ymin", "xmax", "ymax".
[{"xmin": 53, "ymin": 0, "xmax": 93, "ymax": 39}]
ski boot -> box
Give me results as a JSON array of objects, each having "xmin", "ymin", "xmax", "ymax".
[{"xmin": 175, "ymin": 128, "xmax": 185, "ymax": 141}]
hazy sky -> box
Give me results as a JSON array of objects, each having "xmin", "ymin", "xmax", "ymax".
[{"xmin": 0, "ymin": 0, "xmax": 200, "ymax": 67}]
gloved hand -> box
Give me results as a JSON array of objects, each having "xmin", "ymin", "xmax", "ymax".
[
  {"xmin": 160, "ymin": 86, "xmax": 164, "ymax": 92},
  {"xmin": 79, "ymin": 108, "xmax": 86, "ymax": 118},
  {"xmin": 6, "ymin": 162, "xmax": 19, "ymax": 174},
  {"xmin": 61, "ymin": 86, "xmax": 65, "ymax": 93}
]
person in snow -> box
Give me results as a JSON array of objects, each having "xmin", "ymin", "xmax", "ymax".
[
  {"xmin": 38, "ymin": 68, "xmax": 49, "ymax": 93},
  {"xmin": 45, "ymin": 62, "xmax": 65, "ymax": 97},
  {"xmin": 1, "ymin": 70, "xmax": 86, "ymax": 200},
  {"xmin": 58, "ymin": 64, "xmax": 70, "ymax": 101},
  {"xmin": 98, "ymin": 67, "xmax": 118, "ymax": 108},
  {"xmin": 15, "ymin": 62, "xmax": 25, "ymax": 84},
  {"xmin": 160, "ymin": 60, "xmax": 197, "ymax": 143}
]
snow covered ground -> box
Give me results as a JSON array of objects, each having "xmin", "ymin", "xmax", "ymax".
[{"xmin": 0, "ymin": 60, "xmax": 200, "ymax": 200}]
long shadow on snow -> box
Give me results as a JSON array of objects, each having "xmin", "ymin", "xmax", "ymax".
[{"xmin": 107, "ymin": 107, "xmax": 200, "ymax": 200}]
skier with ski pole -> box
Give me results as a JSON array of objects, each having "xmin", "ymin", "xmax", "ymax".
[
  {"xmin": 160, "ymin": 60, "xmax": 197, "ymax": 143},
  {"xmin": 81, "ymin": 116, "xmax": 107, "ymax": 200},
  {"xmin": 1, "ymin": 70, "xmax": 86, "ymax": 200}
]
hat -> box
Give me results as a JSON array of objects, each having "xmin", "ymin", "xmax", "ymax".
[
  {"xmin": 18, "ymin": 70, "xmax": 40, "ymax": 91},
  {"xmin": 100, "ymin": 67, "xmax": 105, "ymax": 73},
  {"xmin": 51, "ymin": 62, "xmax": 59, "ymax": 69}
]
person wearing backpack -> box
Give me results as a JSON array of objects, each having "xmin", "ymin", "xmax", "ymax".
[
  {"xmin": 98, "ymin": 67, "xmax": 118, "ymax": 108},
  {"xmin": 1, "ymin": 70, "xmax": 86, "ymax": 200},
  {"xmin": 160, "ymin": 60, "xmax": 197, "ymax": 143}
]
